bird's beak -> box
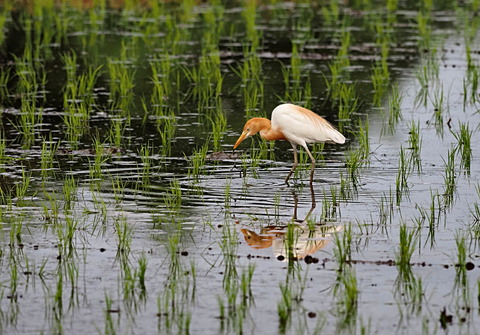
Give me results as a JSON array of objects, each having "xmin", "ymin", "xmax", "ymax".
[{"xmin": 233, "ymin": 131, "xmax": 249, "ymax": 149}]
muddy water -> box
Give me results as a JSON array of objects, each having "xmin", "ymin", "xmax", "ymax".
[{"xmin": 1, "ymin": 1, "xmax": 480, "ymax": 334}]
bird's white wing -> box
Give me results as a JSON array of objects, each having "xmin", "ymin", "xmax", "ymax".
[{"xmin": 271, "ymin": 104, "xmax": 345, "ymax": 145}]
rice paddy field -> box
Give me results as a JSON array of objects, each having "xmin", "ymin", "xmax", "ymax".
[{"xmin": 1, "ymin": 0, "xmax": 480, "ymax": 334}]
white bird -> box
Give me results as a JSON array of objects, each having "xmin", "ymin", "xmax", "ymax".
[{"xmin": 234, "ymin": 103, "xmax": 345, "ymax": 185}]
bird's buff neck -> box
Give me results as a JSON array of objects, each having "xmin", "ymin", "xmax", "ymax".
[{"xmin": 253, "ymin": 118, "xmax": 287, "ymax": 141}]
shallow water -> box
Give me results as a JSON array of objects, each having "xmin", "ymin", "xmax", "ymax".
[{"xmin": 1, "ymin": 1, "xmax": 480, "ymax": 334}]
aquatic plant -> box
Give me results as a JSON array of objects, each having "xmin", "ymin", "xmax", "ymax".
[
  {"xmin": 452, "ymin": 122, "xmax": 472, "ymax": 175},
  {"xmin": 407, "ymin": 120, "xmax": 422, "ymax": 174}
]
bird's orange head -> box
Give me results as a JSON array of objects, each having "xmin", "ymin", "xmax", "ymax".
[{"xmin": 233, "ymin": 118, "xmax": 270, "ymax": 149}]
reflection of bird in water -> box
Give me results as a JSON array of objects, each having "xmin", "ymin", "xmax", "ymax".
[
  {"xmin": 234, "ymin": 103, "xmax": 345, "ymax": 185},
  {"xmin": 240, "ymin": 224, "xmax": 342, "ymax": 260}
]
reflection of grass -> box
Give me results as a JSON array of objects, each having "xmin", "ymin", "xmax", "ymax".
[{"xmin": 334, "ymin": 266, "xmax": 358, "ymax": 331}]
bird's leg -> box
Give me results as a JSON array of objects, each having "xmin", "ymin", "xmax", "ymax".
[
  {"xmin": 285, "ymin": 143, "xmax": 298, "ymax": 185},
  {"xmin": 308, "ymin": 179, "xmax": 316, "ymax": 210},
  {"xmin": 303, "ymin": 145, "xmax": 316, "ymax": 186}
]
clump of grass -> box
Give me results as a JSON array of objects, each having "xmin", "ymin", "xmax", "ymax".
[
  {"xmin": 333, "ymin": 222, "xmax": 352, "ymax": 272},
  {"xmin": 353, "ymin": 117, "xmax": 370, "ymax": 163},
  {"xmin": 108, "ymin": 57, "xmax": 136, "ymax": 115},
  {"xmin": 395, "ymin": 146, "xmax": 411, "ymax": 206},
  {"xmin": 209, "ymin": 107, "xmax": 227, "ymax": 151},
  {"xmin": 40, "ymin": 138, "xmax": 59, "ymax": 180},
  {"xmin": 337, "ymin": 82, "xmax": 359, "ymax": 129},
  {"xmin": 407, "ymin": 120, "xmax": 422, "ymax": 174},
  {"xmin": 325, "ymin": 24, "xmax": 351, "ymax": 102},
  {"xmin": 345, "ymin": 149, "xmax": 363, "ymax": 189},
  {"xmin": 384, "ymin": 83, "xmax": 402, "ymax": 134},
  {"xmin": 188, "ymin": 142, "xmax": 209, "ymax": 183},
  {"xmin": 139, "ymin": 141, "xmax": 155, "ymax": 186},
  {"xmin": 16, "ymin": 99, "xmax": 42, "ymax": 149},
  {"xmin": 379, "ymin": 190, "xmax": 395, "ymax": 226},
  {"xmin": 395, "ymin": 224, "xmax": 417, "ymax": 277},
  {"xmin": 430, "ymin": 84, "xmax": 447, "ymax": 137},
  {"xmin": 442, "ymin": 146, "xmax": 456, "ymax": 207},
  {"xmin": 451, "ymin": 122, "xmax": 472, "ymax": 175},
  {"xmin": 115, "ymin": 215, "xmax": 132, "ymax": 256},
  {"xmin": 164, "ymin": 179, "xmax": 182, "ymax": 214},
  {"xmin": 183, "ymin": 48, "xmax": 223, "ymax": 110}
]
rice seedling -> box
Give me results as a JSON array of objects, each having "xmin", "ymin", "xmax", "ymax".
[
  {"xmin": 321, "ymin": 188, "xmax": 339, "ymax": 221},
  {"xmin": 371, "ymin": 59, "xmax": 390, "ymax": 107},
  {"xmin": 108, "ymin": 56, "xmax": 136, "ymax": 114},
  {"xmin": 326, "ymin": 26, "xmax": 351, "ymax": 102},
  {"xmin": 188, "ymin": 142, "xmax": 209, "ymax": 183},
  {"xmin": 88, "ymin": 136, "xmax": 109, "ymax": 181},
  {"xmin": 321, "ymin": 0, "xmax": 340, "ymax": 26},
  {"xmin": 144, "ymin": 101, "xmax": 176, "ymax": 157},
  {"xmin": 13, "ymin": 53, "xmax": 40, "ymax": 98},
  {"xmin": 395, "ymin": 146, "xmax": 411, "ymax": 206},
  {"xmin": 209, "ymin": 108, "xmax": 227, "ymax": 151},
  {"xmin": 0, "ymin": 66, "xmax": 10, "ymax": 102},
  {"xmin": 386, "ymin": 83, "xmax": 402, "ymax": 134},
  {"xmin": 442, "ymin": 146, "xmax": 456, "ymax": 208},
  {"xmin": 224, "ymin": 178, "xmax": 232, "ymax": 214},
  {"xmin": 242, "ymin": 0, "xmax": 260, "ymax": 44},
  {"xmin": 163, "ymin": 178, "xmax": 182, "ymax": 213},
  {"xmin": 345, "ymin": 148, "xmax": 363, "ymax": 189},
  {"xmin": 40, "ymin": 138, "xmax": 59, "ymax": 180},
  {"xmin": 333, "ymin": 222, "xmax": 352, "ymax": 272},
  {"xmin": 407, "ymin": 120, "xmax": 422, "ymax": 174},
  {"xmin": 115, "ymin": 215, "xmax": 132, "ymax": 256},
  {"xmin": 139, "ymin": 141, "xmax": 155, "ymax": 186},
  {"xmin": 62, "ymin": 174, "xmax": 78, "ymax": 211},
  {"xmin": 63, "ymin": 58, "xmax": 101, "ymax": 111},
  {"xmin": 395, "ymin": 224, "xmax": 417, "ymax": 279},
  {"xmin": 108, "ymin": 112, "xmax": 127, "ymax": 146},
  {"xmin": 430, "ymin": 84, "xmax": 447, "ymax": 137},
  {"xmin": 339, "ymin": 171, "xmax": 356, "ymax": 201},
  {"xmin": 464, "ymin": 58, "xmax": 479, "ymax": 106},
  {"xmin": 56, "ymin": 214, "xmax": 78, "ymax": 259},
  {"xmin": 354, "ymin": 117, "xmax": 370, "ymax": 163},
  {"xmin": 416, "ymin": 10, "xmax": 433, "ymax": 50},
  {"xmin": 15, "ymin": 168, "xmax": 32, "ymax": 204},
  {"xmin": 414, "ymin": 66, "xmax": 430, "ymax": 109},
  {"xmin": 451, "ymin": 122, "xmax": 472, "ymax": 175},
  {"xmin": 338, "ymin": 82, "xmax": 359, "ymax": 127},
  {"xmin": 182, "ymin": 47, "xmax": 223, "ymax": 110},
  {"xmin": 16, "ymin": 99, "xmax": 42, "ymax": 149}
]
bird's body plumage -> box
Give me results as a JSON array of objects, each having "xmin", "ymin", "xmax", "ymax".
[
  {"xmin": 270, "ymin": 104, "xmax": 345, "ymax": 146},
  {"xmin": 234, "ymin": 103, "xmax": 345, "ymax": 185}
]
